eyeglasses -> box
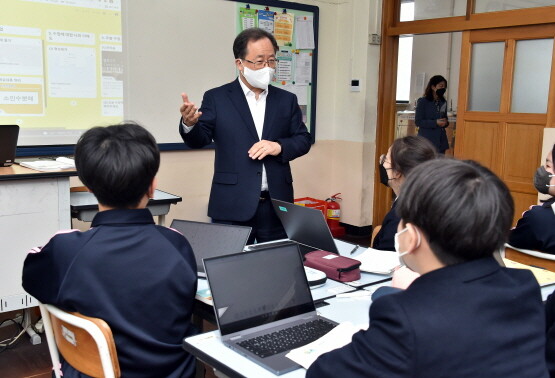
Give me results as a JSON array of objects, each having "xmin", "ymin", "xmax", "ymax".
[
  {"xmin": 380, "ymin": 154, "xmax": 391, "ymax": 166},
  {"xmin": 242, "ymin": 58, "xmax": 278, "ymax": 69}
]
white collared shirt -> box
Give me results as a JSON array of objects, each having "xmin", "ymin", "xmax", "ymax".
[{"xmin": 182, "ymin": 77, "xmax": 269, "ymax": 191}]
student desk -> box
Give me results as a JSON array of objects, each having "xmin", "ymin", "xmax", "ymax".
[
  {"xmin": 0, "ymin": 165, "xmax": 77, "ymax": 313},
  {"xmin": 187, "ymin": 240, "xmax": 393, "ymax": 377},
  {"xmin": 193, "ymin": 240, "xmax": 392, "ymax": 324},
  {"xmin": 70, "ymin": 189, "xmax": 182, "ymax": 226},
  {"xmin": 0, "ymin": 165, "xmax": 76, "ymax": 344},
  {"xmin": 184, "ymin": 293, "xmax": 375, "ymax": 378},
  {"xmin": 186, "ymin": 280, "xmax": 555, "ymax": 378}
]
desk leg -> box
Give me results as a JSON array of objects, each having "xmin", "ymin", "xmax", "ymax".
[
  {"xmin": 158, "ymin": 214, "xmax": 166, "ymax": 226},
  {"xmin": 23, "ymin": 308, "xmax": 41, "ymax": 345}
]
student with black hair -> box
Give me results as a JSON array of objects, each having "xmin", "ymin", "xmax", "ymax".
[
  {"xmin": 415, "ymin": 75, "xmax": 449, "ymax": 153},
  {"xmin": 509, "ymin": 144, "xmax": 555, "ymax": 254},
  {"xmin": 22, "ymin": 123, "xmax": 197, "ymax": 378},
  {"xmin": 307, "ymin": 159, "xmax": 548, "ymax": 378},
  {"xmin": 373, "ymin": 136, "xmax": 437, "ymax": 251}
]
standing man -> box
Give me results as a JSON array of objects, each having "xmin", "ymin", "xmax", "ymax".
[{"xmin": 179, "ymin": 28, "xmax": 311, "ymax": 244}]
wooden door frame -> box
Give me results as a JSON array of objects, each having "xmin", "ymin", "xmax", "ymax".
[{"xmin": 373, "ymin": 2, "xmax": 555, "ymax": 227}]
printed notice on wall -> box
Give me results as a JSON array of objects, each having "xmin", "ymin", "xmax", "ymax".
[
  {"xmin": 274, "ymin": 12, "xmax": 294, "ymax": 46},
  {"xmin": 257, "ymin": 9, "xmax": 274, "ymax": 34},
  {"xmin": 240, "ymin": 7, "xmax": 257, "ymax": 30},
  {"xmin": 295, "ymin": 52, "xmax": 312, "ymax": 85},
  {"xmin": 282, "ymin": 83, "xmax": 308, "ymax": 106},
  {"xmin": 276, "ymin": 51, "xmax": 293, "ymax": 82},
  {"xmin": 295, "ymin": 15, "xmax": 314, "ymax": 49}
]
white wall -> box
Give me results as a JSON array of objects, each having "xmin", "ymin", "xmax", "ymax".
[{"xmin": 74, "ymin": 0, "xmax": 382, "ymax": 229}]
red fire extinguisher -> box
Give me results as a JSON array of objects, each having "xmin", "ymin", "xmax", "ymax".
[{"xmin": 326, "ymin": 193, "xmax": 345, "ymax": 237}]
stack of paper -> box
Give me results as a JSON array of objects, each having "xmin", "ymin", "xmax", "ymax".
[
  {"xmin": 351, "ymin": 247, "xmax": 400, "ymax": 274},
  {"xmin": 19, "ymin": 157, "xmax": 75, "ymax": 172}
]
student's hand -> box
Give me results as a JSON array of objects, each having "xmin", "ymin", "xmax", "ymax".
[
  {"xmin": 180, "ymin": 93, "xmax": 202, "ymax": 127},
  {"xmin": 436, "ymin": 118, "xmax": 448, "ymax": 127},
  {"xmin": 248, "ymin": 140, "xmax": 281, "ymax": 160},
  {"xmin": 391, "ymin": 265, "xmax": 420, "ymax": 289}
]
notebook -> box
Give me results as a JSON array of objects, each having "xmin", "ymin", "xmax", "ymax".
[
  {"xmin": 0, "ymin": 125, "xmax": 19, "ymax": 167},
  {"xmin": 170, "ymin": 219, "xmax": 251, "ymax": 277},
  {"xmin": 203, "ymin": 244, "xmax": 338, "ymax": 375},
  {"xmin": 245, "ymin": 199, "xmax": 338, "ymax": 255},
  {"xmin": 352, "ymin": 247, "xmax": 401, "ymax": 274}
]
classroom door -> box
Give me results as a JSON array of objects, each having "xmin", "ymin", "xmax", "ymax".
[{"xmin": 455, "ymin": 24, "xmax": 555, "ymax": 224}]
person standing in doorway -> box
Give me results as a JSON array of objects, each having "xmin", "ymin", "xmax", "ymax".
[{"xmin": 415, "ymin": 75, "xmax": 449, "ymax": 154}]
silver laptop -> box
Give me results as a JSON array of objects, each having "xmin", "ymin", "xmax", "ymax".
[
  {"xmin": 170, "ymin": 219, "xmax": 251, "ymax": 277},
  {"xmin": 203, "ymin": 244, "xmax": 338, "ymax": 375},
  {"xmin": 0, "ymin": 125, "xmax": 19, "ymax": 167},
  {"xmin": 266, "ymin": 199, "xmax": 339, "ymax": 255}
]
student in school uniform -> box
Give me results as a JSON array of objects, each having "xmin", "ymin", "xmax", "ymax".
[
  {"xmin": 373, "ymin": 135, "xmax": 437, "ymax": 251},
  {"xmin": 509, "ymin": 144, "xmax": 555, "ymax": 254},
  {"xmin": 22, "ymin": 123, "xmax": 197, "ymax": 378},
  {"xmin": 307, "ymin": 159, "xmax": 548, "ymax": 378}
]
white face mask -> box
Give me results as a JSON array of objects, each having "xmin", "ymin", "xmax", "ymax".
[
  {"xmin": 394, "ymin": 226, "xmax": 421, "ymax": 266},
  {"xmin": 241, "ymin": 63, "xmax": 275, "ymax": 90}
]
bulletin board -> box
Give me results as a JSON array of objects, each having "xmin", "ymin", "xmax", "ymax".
[{"xmin": 234, "ymin": 0, "xmax": 319, "ymax": 142}]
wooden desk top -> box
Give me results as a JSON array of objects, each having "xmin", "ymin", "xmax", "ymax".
[{"xmin": 0, "ymin": 164, "xmax": 77, "ymax": 181}]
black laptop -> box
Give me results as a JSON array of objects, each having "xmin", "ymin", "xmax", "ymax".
[
  {"xmin": 254, "ymin": 199, "xmax": 339, "ymax": 255},
  {"xmin": 170, "ymin": 219, "xmax": 251, "ymax": 277},
  {"xmin": 0, "ymin": 125, "xmax": 19, "ymax": 167},
  {"xmin": 203, "ymin": 243, "xmax": 338, "ymax": 375}
]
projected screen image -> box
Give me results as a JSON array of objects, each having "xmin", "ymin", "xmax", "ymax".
[{"xmin": 0, "ymin": 0, "xmax": 123, "ymax": 146}]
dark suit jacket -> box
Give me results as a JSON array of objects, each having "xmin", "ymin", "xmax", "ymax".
[
  {"xmin": 545, "ymin": 290, "xmax": 555, "ymax": 378},
  {"xmin": 372, "ymin": 199, "xmax": 399, "ymax": 251},
  {"xmin": 415, "ymin": 96, "xmax": 449, "ymax": 153},
  {"xmin": 22, "ymin": 209, "xmax": 198, "ymax": 378},
  {"xmin": 509, "ymin": 198, "xmax": 555, "ymax": 254},
  {"xmin": 307, "ymin": 257, "xmax": 548, "ymax": 378},
  {"xmin": 179, "ymin": 79, "xmax": 311, "ymax": 222}
]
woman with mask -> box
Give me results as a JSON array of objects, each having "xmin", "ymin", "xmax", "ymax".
[
  {"xmin": 372, "ymin": 136, "xmax": 437, "ymax": 251},
  {"xmin": 415, "ymin": 75, "xmax": 449, "ymax": 154},
  {"xmin": 508, "ymin": 144, "xmax": 555, "ymax": 253}
]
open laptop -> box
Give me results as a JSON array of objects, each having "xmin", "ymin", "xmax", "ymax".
[
  {"xmin": 249, "ymin": 199, "xmax": 339, "ymax": 255},
  {"xmin": 203, "ymin": 243, "xmax": 338, "ymax": 375},
  {"xmin": 0, "ymin": 125, "xmax": 19, "ymax": 167},
  {"xmin": 170, "ymin": 219, "xmax": 251, "ymax": 277}
]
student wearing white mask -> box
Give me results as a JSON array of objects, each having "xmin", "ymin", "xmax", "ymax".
[
  {"xmin": 178, "ymin": 28, "xmax": 311, "ymax": 244},
  {"xmin": 509, "ymin": 144, "xmax": 555, "ymax": 254},
  {"xmin": 307, "ymin": 159, "xmax": 547, "ymax": 378}
]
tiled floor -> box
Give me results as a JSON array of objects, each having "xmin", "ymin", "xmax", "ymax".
[{"xmin": 1, "ymin": 234, "xmax": 370, "ymax": 378}]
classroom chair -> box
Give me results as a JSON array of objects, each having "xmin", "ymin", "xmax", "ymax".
[
  {"xmin": 39, "ymin": 303, "xmax": 120, "ymax": 378},
  {"xmin": 505, "ymin": 243, "xmax": 555, "ymax": 273}
]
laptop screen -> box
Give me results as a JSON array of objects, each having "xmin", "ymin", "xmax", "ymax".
[
  {"xmin": 170, "ymin": 220, "xmax": 251, "ymax": 274},
  {"xmin": 272, "ymin": 199, "xmax": 339, "ymax": 254},
  {"xmin": 204, "ymin": 244, "xmax": 315, "ymax": 336}
]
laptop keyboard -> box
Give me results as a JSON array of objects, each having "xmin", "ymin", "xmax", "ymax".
[{"xmin": 237, "ymin": 319, "xmax": 337, "ymax": 358}]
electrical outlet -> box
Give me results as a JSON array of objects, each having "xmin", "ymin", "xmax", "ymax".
[
  {"xmin": 1, "ymin": 294, "xmax": 27, "ymax": 312},
  {"xmin": 369, "ymin": 33, "xmax": 381, "ymax": 45}
]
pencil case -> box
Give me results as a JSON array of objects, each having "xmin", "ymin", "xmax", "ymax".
[{"xmin": 304, "ymin": 250, "xmax": 361, "ymax": 282}]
